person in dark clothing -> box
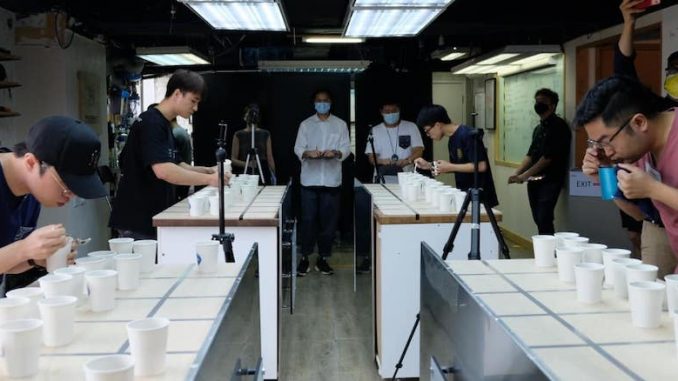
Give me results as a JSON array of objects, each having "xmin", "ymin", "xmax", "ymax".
[
  {"xmin": 110, "ymin": 70, "xmax": 223, "ymax": 240},
  {"xmin": 414, "ymin": 104, "xmax": 499, "ymax": 209},
  {"xmin": 508, "ymin": 89, "xmax": 571, "ymax": 235},
  {"xmin": 231, "ymin": 103, "xmax": 276, "ymax": 184},
  {"xmin": 0, "ymin": 116, "xmax": 107, "ymax": 294}
]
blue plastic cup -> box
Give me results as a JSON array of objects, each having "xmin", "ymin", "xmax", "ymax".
[{"xmin": 599, "ymin": 166, "xmax": 618, "ymax": 200}]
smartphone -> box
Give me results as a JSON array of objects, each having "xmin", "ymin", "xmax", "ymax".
[{"xmin": 634, "ymin": 0, "xmax": 661, "ymax": 9}]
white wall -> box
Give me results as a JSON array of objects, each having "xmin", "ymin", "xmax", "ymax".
[{"xmin": 1, "ymin": 13, "xmax": 111, "ymax": 251}]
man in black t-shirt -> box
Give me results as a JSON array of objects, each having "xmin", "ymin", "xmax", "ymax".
[
  {"xmin": 110, "ymin": 70, "xmax": 223, "ymax": 239},
  {"xmin": 508, "ymin": 89, "xmax": 571, "ymax": 235},
  {"xmin": 414, "ymin": 104, "xmax": 499, "ymax": 208}
]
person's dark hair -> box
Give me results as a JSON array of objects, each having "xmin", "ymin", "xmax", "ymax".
[
  {"xmin": 312, "ymin": 88, "xmax": 332, "ymax": 101},
  {"xmin": 12, "ymin": 142, "xmax": 47, "ymax": 175},
  {"xmin": 416, "ymin": 104, "xmax": 451, "ymax": 128},
  {"xmin": 380, "ymin": 98, "xmax": 400, "ymax": 108},
  {"xmin": 667, "ymin": 51, "xmax": 678, "ymax": 70},
  {"xmin": 535, "ymin": 88, "xmax": 559, "ymax": 107},
  {"xmin": 165, "ymin": 69, "xmax": 207, "ymax": 98},
  {"xmin": 573, "ymin": 75, "xmax": 672, "ymax": 130}
]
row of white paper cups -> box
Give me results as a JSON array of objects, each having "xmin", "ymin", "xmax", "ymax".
[
  {"xmin": 397, "ymin": 172, "xmax": 467, "ymax": 213},
  {"xmin": 533, "ymin": 233, "xmax": 677, "ymax": 330},
  {"xmin": 188, "ymin": 175, "xmax": 260, "ymax": 217},
  {"xmin": 0, "ymin": 315, "xmax": 169, "ymax": 379}
]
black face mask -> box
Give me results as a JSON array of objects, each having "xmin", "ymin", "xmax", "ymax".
[{"xmin": 534, "ymin": 102, "xmax": 550, "ymax": 115}]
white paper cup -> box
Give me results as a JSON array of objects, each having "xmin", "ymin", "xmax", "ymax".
[
  {"xmin": 0, "ymin": 319, "xmax": 43, "ymax": 378},
  {"xmin": 88, "ymin": 250, "xmax": 117, "ymax": 270},
  {"xmin": 438, "ymin": 191, "xmax": 454, "ymax": 213},
  {"xmin": 115, "ymin": 254, "xmax": 142, "ymax": 290},
  {"xmin": 0, "ymin": 297, "xmax": 31, "ymax": 323},
  {"xmin": 554, "ymin": 232, "xmax": 579, "ymax": 249},
  {"xmin": 562, "ymin": 236, "xmax": 590, "ymax": 248},
  {"xmin": 453, "ymin": 192, "xmax": 466, "ymax": 213},
  {"xmin": 132, "ymin": 240, "xmax": 157, "ymax": 273},
  {"xmin": 76, "ymin": 256, "xmax": 107, "ymax": 272},
  {"xmin": 556, "ymin": 247, "xmax": 584, "ymax": 283},
  {"xmin": 230, "ymin": 181, "xmax": 242, "ymax": 198},
  {"xmin": 86, "ymin": 270, "xmax": 118, "ymax": 312},
  {"xmin": 6, "ymin": 287, "xmax": 43, "ymax": 319},
  {"xmin": 196, "ymin": 241, "xmax": 219, "ymax": 273},
  {"xmin": 83, "ymin": 354, "xmax": 134, "ymax": 381},
  {"xmin": 242, "ymin": 184, "xmax": 258, "ymax": 203},
  {"xmin": 47, "ymin": 236, "xmax": 73, "ymax": 272},
  {"xmin": 38, "ymin": 295, "xmax": 77, "ymax": 347},
  {"xmin": 108, "ymin": 238, "xmax": 134, "ymax": 254},
  {"xmin": 532, "ymin": 235, "xmax": 557, "ymax": 267},
  {"xmin": 581, "ymin": 243, "xmax": 607, "ymax": 264},
  {"xmin": 628, "ymin": 281, "xmax": 665, "ymax": 328},
  {"xmin": 39, "ymin": 273, "xmax": 76, "ymax": 298},
  {"xmin": 209, "ymin": 195, "xmax": 220, "ymax": 216},
  {"xmin": 602, "ymin": 249, "xmax": 632, "ymax": 287},
  {"xmin": 188, "ymin": 195, "xmax": 209, "ymax": 216},
  {"xmin": 665, "ymin": 275, "xmax": 678, "ymax": 315},
  {"xmin": 127, "ymin": 317, "xmax": 170, "ymax": 376},
  {"xmin": 673, "ymin": 310, "xmax": 678, "ymax": 352},
  {"xmin": 574, "ymin": 263, "xmax": 605, "ymax": 304},
  {"xmin": 55, "ymin": 266, "xmax": 87, "ymax": 304},
  {"xmin": 611, "ymin": 258, "xmax": 642, "ymax": 299},
  {"xmin": 626, "ymin": 264, "xmax": 658, "ymax": 287}
]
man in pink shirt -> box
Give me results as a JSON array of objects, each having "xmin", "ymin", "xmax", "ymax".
[{"xmin": 575, "ymin": 75, "xmax": 678, "ymax": 272}]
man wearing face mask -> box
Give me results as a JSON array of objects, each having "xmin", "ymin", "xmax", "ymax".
[
  {"xmin": 294, "ymin": 89, "xmax": 351, "ymax": 276},
  {"xmin": 365, "ymin": 100, "xmax": 424, "ymax": 183},
  {"xmin": 508, "ymin": 89, "xmax": 571, "ymax": 235}
]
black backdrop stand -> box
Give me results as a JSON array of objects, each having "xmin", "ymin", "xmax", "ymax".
[{"xmin": 213, "ymin": 122, "xmax": 235, "ymax": 263}]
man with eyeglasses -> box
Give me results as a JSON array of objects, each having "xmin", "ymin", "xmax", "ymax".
[
  {"xmin": 575, "ymin": 75, "xmax": 678, "ymax": 276},
  {"xmin": 0, "ymin": 116, "xmax": 107, "ymax": 293}
]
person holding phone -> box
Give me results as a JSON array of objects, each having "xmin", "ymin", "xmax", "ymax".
[{"xmin": 294, "ymin": 89, "xmax": 351, "ymax": 276}]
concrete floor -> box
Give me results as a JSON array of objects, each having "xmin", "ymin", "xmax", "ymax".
[{"xmin": 278, "ymin": 235, "xmax": 531, "ymax": 380}]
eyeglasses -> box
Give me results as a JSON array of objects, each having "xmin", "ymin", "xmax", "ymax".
[
  {"xmin": 586, "ymin": 116, "xmax": 632, "ymax": 150},
  {"xmin": 42, "ymin": 163, "xmax": 73, "ymax": 197}
]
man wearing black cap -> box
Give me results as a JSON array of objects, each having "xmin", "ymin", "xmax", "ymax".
[
  {"xmin": 110, "ymin": 69, "xmax": 222, "ymax": 240},
  {"xmin": 0, "ymin": 116, "xmax": 107, "ymax": 292}
]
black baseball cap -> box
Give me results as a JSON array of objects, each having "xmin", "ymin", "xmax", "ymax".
[{"xmin": 26, "ymin": 116, "xmax": 107, "ymax": 199}]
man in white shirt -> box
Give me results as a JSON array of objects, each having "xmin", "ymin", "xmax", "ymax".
[
  {"xmin": 294, "ymin": 89, "xmax": 351, "ymax": 276},
  {"xmin": 365, "ymin": 100, "xmax": 424, "ymax": 183}
]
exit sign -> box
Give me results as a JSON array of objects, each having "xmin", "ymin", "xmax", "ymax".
[{"xmin": 569, "ymin": 170, "xmax": 601, "ymax": 197}]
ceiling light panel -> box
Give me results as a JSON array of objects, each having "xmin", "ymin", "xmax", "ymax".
[
  {"xmin": 354, "ymin": 0, "xmax": 453, "ymax": 6},
  {"xmin": 345, "ymin": 8, "xmax": 440, "ymax": 37},
  {"xmin": 440, "ymin": 52, "xmax": 467, "ymax": 61},
  {"xmin": 476, "ymin": 53, "xmax": 519, "ymax": 65},
  {"xmin": 303, "ymin": 36, "xmax": 365, "ymax": 44},
  {"xmin": 182, "ymin": 1, "xmax": 288, "ymax": 31}
]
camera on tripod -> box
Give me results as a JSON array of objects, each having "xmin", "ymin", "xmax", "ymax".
[{"xmin": 243, "ymin": 103, "xmax": 261, "ymax": 126}]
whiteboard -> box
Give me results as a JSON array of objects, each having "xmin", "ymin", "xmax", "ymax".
[{"xmin": 500, "ymin": 58, "xmax": 564, "ymax": 163}]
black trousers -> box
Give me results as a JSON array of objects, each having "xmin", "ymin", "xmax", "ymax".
[
  {"xmin": 300, "ymin": 186, "xmax": 341, "ymax": 258},
  {"xmin": 527, "ymin": 180, "xmax": 563, "ymax": 235}
]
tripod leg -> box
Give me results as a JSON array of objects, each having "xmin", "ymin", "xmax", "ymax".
[
  {"xmin": 483, "ymin": 201, "xmax": 511, "ymax": 259},
  {"xmin": 244, "ymin": 153, "xmax": 251, "ymax": 175},
  {"xmin": 254, "ymin": 152, "xmax": 265, "ymax": 184},
  {"xmin": 391, "ymin": 314, "xmax": 420, "ymax": 381},
  {"xmin": 441, "ymin": 192, "xmax": 471, "ymax": 261}
]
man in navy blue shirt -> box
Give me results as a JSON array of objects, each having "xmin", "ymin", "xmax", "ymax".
[
  {"xmin": 414, "ymin": 104, "xmax": 499, "ymax": 208},
  {"xmin": 0, "ymin": 116, "xmax": 107, "ymax": 293}
]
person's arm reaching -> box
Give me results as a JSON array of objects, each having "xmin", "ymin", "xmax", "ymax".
[
  {"xmin": 266, "ymin": 136, "xmax": 276, "ymax": 172},
  {"xmin": 152, "ymin": 162, "xmax": 221, "ymax": 187},
  {"xmin": 231, "ymin": 134, "xmax": 246, "ymax": 169}
]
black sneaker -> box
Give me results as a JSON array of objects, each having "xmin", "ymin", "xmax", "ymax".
[
  {"xmin": 297, "ymin": 257, "xmax": 309, "ymax": 277},
  {"xmin": 315, "ymin": 257, "xmax": 334, "ymax": 275},
  {"xmin": 356, "ymin": 258, "xmax": 371, "ymax": 274}
]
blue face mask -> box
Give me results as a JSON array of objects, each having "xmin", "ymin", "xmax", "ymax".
[
  {"xmin": 383, "ymin": 112, "xmax": 400, "ymax": 125},
  {"xmin": 314, "ymin": 102, "xmax": 331, "ymax": 114}
]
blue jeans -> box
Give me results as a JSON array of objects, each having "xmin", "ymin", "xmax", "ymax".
[{"xmin": 300, "ymin": 186, "xmax": 340, "ymax": 258}]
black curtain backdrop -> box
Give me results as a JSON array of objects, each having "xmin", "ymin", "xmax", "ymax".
[
  {"xmin": 354, "ymin": 65, "xmax": 433, "ymax": 183},
  {"xmin": 192, "ymin": 72, "xmax": 352, "ymax": 238}
]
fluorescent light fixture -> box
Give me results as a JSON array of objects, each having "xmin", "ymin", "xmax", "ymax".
[
  {"xmin": 303, "ymin": 36, "xmax": 365, "ymax": 44},
  {"xmin": 258, "ymin": 60, "xmax": 370, "ymax": 73},
  {"xmin": 440, "ymin": 52, "xmax": 467, "ymax": 61},
  {"xmin": 180, "ymin": 0, "xmax": 288, "ymax": 31},
  {"xmin": 137, "ymin": 46, "xmax": 210, "ymax": 66},
  {"xmin": 344, "ymin": 0, "xmax": 456, "ymax": 37},
  {"xmin": 476, "ymin": 53, "xmax": 519, "ymax": 66},
  {"xmin": 450, "ymin": 45, "xmax": 562, "ymax": 76},
  {"xmin": 355, "ymin": 0, "xmax": 453, "ymax": 5}
]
